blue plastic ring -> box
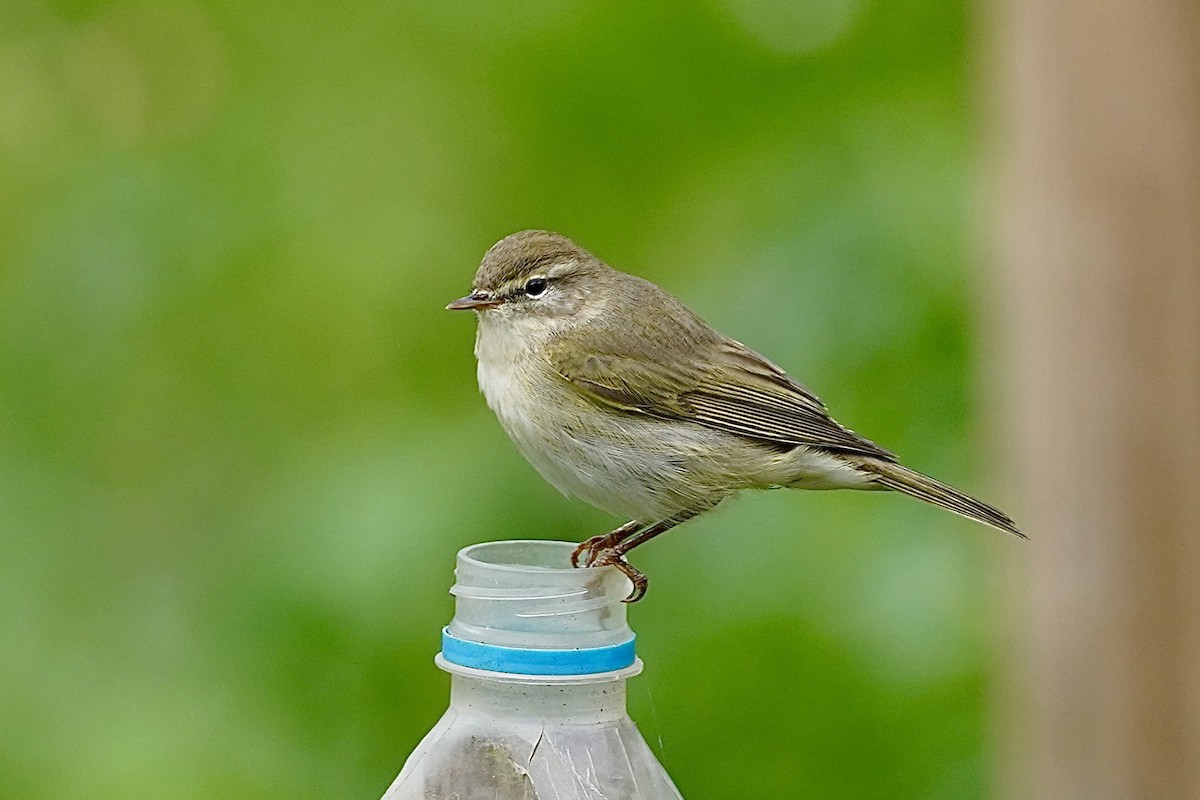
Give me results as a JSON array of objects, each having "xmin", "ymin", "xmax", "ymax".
[{"xmin": 441, "ymin": 628, "xmax": 636, "ymax": 676}]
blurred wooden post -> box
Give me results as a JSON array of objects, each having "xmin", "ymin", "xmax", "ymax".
[{"xmin": 991, "ymin": 1, "xmax": 1200, "ymax": 798}]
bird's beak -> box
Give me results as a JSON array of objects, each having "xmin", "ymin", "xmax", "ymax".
[{"xmin": 446, "ymin": 291, "xmax": 501, "ymax": 311}]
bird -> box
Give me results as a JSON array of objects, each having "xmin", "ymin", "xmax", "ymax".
[{"xmin": 447, "ymin": 230, "xmax": 1022, "ymax": 601}]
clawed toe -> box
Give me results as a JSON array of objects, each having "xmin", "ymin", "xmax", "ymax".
[
  {"xmin": 590, "ymin": 551, "xmax": 649, "ymax": 603},
  {"xmin": 570, "ymin": 520, "xmax": 650, "ymax": 601},
  {"xmin": 570, "ymin": 535, "xmax": 609, "ymax": 568}
]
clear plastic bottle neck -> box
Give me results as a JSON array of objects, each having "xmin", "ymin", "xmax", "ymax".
[
  {"xmin": 380, "ymin": 540, "xmax": 684, "ymax": 800},
  {"xmin": 440, "ymin": 540, "xmax": 639, "ymax": 679},
  {"xmin": 448, "ymin": 674, "xmax": 629, "ymax": 724}
]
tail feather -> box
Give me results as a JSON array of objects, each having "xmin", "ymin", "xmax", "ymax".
[{"xmin": 856, "ymin": 460, "xmax": 1024, "ymax": 538}]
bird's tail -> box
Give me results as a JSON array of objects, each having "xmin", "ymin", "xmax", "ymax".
[{"xmin": 855, "ymin": 459, "xmax": 1024, "ymax": 538}]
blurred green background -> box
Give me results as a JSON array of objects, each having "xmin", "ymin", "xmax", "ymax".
[{"xmin": 0, "ymin": 1, "xmax": 1012, "ymax": 797}]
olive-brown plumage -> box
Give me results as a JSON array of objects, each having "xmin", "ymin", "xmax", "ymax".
[{"xmin": 448, "ymin": 230, "xmax": 1022, "ymax": 601}]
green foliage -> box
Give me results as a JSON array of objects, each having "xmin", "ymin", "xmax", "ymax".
[{"xmin": 0, "ymin": 1, "xmax": 1003, "ymax": 797}]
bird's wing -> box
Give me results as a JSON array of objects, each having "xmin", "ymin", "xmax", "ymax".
[{"xmin": 546, "ymin": 329, "xmax": 896, "ymax": 461}]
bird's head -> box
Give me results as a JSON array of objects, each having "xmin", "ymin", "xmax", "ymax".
[{"xmin": 447, "ymin": 231, "xmax": 610, "ymax": 329}]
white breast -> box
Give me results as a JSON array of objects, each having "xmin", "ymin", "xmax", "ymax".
[{"xmin": 473, "ymin": 313, "xmax": 736, "ymax": 523}]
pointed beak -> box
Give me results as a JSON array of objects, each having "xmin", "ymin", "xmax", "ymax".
[{"xmin": 446, "ymin": 291, "xmax": 501, "ymax": 311}]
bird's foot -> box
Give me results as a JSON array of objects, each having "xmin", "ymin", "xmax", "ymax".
[
  {"xmin": 570, "ymin": 534, "xmax": 612, "ymax": 568},
  {"xmin": 589, "ymin": 550, "xmax": 649, "ymax": 603},
  {"xmin": 571, "ymin": 520, "xmax": 642, "ymax": 568}
]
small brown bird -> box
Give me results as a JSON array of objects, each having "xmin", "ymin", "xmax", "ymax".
[{"xmin": 448, "ymin": 231, "xmax": 1022, "ymax": 601}]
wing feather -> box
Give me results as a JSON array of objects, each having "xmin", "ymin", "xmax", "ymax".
[{"xmin": 546, "ymin": 317, "xmax": 895, "ymax": 461}]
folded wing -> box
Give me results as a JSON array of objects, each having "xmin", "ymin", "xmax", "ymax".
[{"xmin": 548, "ymin": 332, "xmax": 895, "ymax": 462}]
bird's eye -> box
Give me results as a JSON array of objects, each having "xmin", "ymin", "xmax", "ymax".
[{"xmin": 524, "ymin": 278, "xmax": 548, "ymax": 297}]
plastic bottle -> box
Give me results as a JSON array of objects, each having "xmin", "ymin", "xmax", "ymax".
[{"xmin": 381, "ymin": 539, "xmax": 684, "ymax": 800}]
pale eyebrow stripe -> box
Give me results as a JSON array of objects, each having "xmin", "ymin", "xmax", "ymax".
[{"xmin": 546, "ymin": 259, "xmax": 577, "ymax": 278}]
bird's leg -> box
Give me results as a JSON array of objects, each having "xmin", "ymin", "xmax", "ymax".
[
  {"xmin": 570, "ymin": 519, "xmax": 642, "ymax": 568},
  {"xmin": 588, "ymin": 509, "xmax": 700, "ymax": 603}
]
